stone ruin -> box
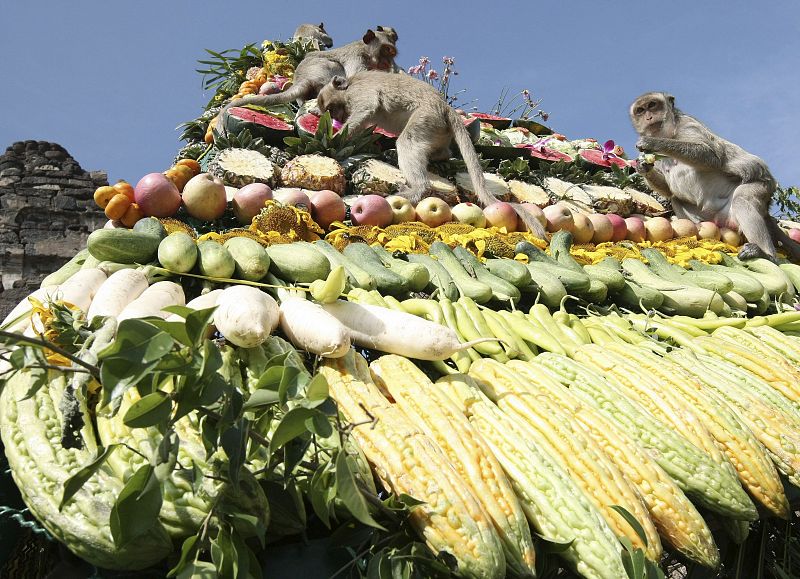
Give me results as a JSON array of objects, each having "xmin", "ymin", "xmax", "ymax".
[{"xmin": 0, "ymin": 140, "xmax": 107, "ymax": 318}]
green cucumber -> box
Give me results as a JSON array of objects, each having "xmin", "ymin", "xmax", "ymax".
[
  {"xmin": 224, "ymin": 237, "xmax": 271, "ymax": 281},
  {"xmin": 523, "ymin": 263, "xmax": 568, "ymax": 309},
  {"xmin": 452, "ymin": 245, "xmax": 521, "ymax": 303},
  {"xmin": 583, "ymin": 262, "xmax": 626, "ymax": 292},
  {"xmin": 428, "ymin": 242, "xmax": 493, "ymax": 303},
  {"xmin": 515, "ymin": 240, "xmax": 591, "ymax": 293},
  {"xmin": 371, "ymin": 246, "xmax": 430, "ymax": 292},
  {"xmin": 197, "ymin": 240, "xmax": 236, "ymax": 279},
  {"xmin": 610, "ymin": 280, "xmax": 664, "ymax": 312},
  {"xmin": 313, "ymin": 240, "xmax": 376, "ymax": 290},
  {"xmin": 132, "ymin": 216, "xmax": 167, "ymax": 240},
  {"xmin": 689, "ymin": 260, "xmax": 765, "ymax": 302},
  {"xmin": 779, "ymin": 263, "xmax": 800, "ymax": 295},
  {"xmin": 406, "ymin": 254, "xmax": 459, "ymax": 301},
  {"xmin": 719, "ymin": 254, "xmax": 791, "ymax": 298},
  {"xmin": 40, "ymin": 249, "xmax": 89, "ymax": 287},
  {"xmin": 484, "ymin": 258, "xmax": 531, "ymax": 288},
  {"xmin": 158, "ymin": 232, "xmax": 198, "ymax": 274},
  {"xmin": 342, "ymin": 242, "xmax": 409, "ymax": 295},
  {"xmin": 86, "ymin": 228, "xmax": 160, "ymax": 264},
  {"xmin": 266, "ymin": 242, "xmax": 330, "ymax": 283},
  {"xmin": 582, "ymin": 278, "xmax": 608, "ymax": 304},
  {"xmin": 641, "ymin": 249, "xmax": 733, "ymax": 293}
]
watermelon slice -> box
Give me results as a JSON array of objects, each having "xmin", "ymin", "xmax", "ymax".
[
  {"xmin": 222, "ymin": 107, "xmax": 293, "ymax": 145},
  {"xmin": 468, "ymin": 112, "xmax": 512, "ymax": 130},
  {"xmin": 578, "ymin": 148, "xmax": 629, "ymax": 169},
  {"xmin": 512, "ymin": 118, "xmax": 553, "ymax": 135},
  {"xmin": 463, "ymin": 116, "xmax": 481, "ymax": 143},
  {"xmin": 517, "ymin": 145, "xmax": 574, "ymax": 164},
  {"xmin": 296, "ymin": 112, "xmax": 329, "ymax": 138}
]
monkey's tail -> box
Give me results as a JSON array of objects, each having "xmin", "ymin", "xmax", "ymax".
[{"xmin": 768, "ymin": 217, "xmax": 800, "ymax": 263}]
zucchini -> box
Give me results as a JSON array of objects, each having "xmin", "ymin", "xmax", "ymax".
[
  {"xmin": 641, "ymin": 249, "xmax": 733, "ymax": 294},
  {"xmin": 719, "ymin": 254, "xmax": 792, "ymax": 298},
  {"xmin": 224, "ymin": 237, "xmax": 271, "ymax": 281},
  {"xmin": 87, "ymin": 228, "xmax": 160, "ymax": 264},
  {"xmin": 689, "ymin": 260, "xmax": 765, "ymax": 302},
  {"xmin": 342, "ymin": 242, "xmax": 409, "ymax": 295},
  {"xmin": 428, "ymin": 242, "xmax": 493, "ymax": 303},
  {"xmin": 484, "ymin": 258, "xmax": 532, "ymax": 288},
  {"xmin": 40, "ymin": 248, "xmax": 88, "ymax": 287},
  {"xmin": 779, "ymin": 263, "xmax": 800, "ymax": 295},
  {"xmin": 406, "ymin": 253, "xmax": 459, "ymax": 301},
  {"xmin": 157, "ymin": 232, "xmax": 198, "ymax": 274},
  {"xmin": 313, "ymin": 240, "xmax": 376, "ymax": 290},
  {"xmin": 515, "ymin": 240, "xmax": 591, "ymax": 294},
  {"xmin": 582, "ymin": 278, "xmax": 608, "ymax": 304},
  {"xmin": 371, "ymin": 245, "xmax": 430, "ymax": 292},
  {"xmin": 610, "ymin": 280, "xmax": 664, "ymax": 311},
  {"xmin": 266, "ymin": 242, "xmax": 330, "ymax": 283},
  {"xmin": 197, "ymin": 240, "xmax": 236, "ymax": 279},
  {"xmin": 523, "ymin": 263, "xmax": 568, "ymax": 308},
  {"xmin": 452, "ymin": 245, "xmax": 521, "ymax": 303},
  {"xmin": 583, "ymin": 262, "xmax": 626, "ymax": 292}
]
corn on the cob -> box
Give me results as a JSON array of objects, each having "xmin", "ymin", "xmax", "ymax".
[
  {"xmin": 319, "ymin": 352, "xmax": 505, "ymax": 579},
  {"xmin": 435, "ymin": 374, "xmax": 628, "ymax": 579},
  {"xmin": 745, "ymin": 325, "xmax": 800, "ymax": 366},
  {"xmin": 522, "ymin": 357, "xmax": 718, "ymax": 568},
  {"xmin": 669, "ymin": 349, "xmax": 800, "ymax": 490},
  {"xmin": 468, "ymin": 358, "xmax": 661, "ymax": 560},
  {"xmin": 535, "ymin": 352, "xmax": 756, "ymax": 521},
  {"xmin": 369, "ymin": 355, "xmax": 536, "ymax": 578},
  {"xmin": 599, "ymin": 342, "xmax": 787, "ymax": 519}
]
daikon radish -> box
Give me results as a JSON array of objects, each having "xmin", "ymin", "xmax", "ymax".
[
  {"xmin": 214, "ymin": 286, "xmax": 279, "ymax": 348},
  {"xmin": 88, "ymin": 269, "xmax": 150, "ymax": 320},
  {"xmin": 57, "ymin": 268, "xmax": 108, "ymax": 313},
  {"xmin": 1, "ymin": 286, "xmax": 59, "ymax": 333},
  {"xmin": 321, "ymin": 300, "xmax": 492, "ymax": 360},
  {"xmin": 165, "ymin": 289, "xmax": 223, "ymax": 322},
  {"xmin": 279, "ymin": 297, "xmax": 351, "ymax": 358},
  {"xmin": 118, "ymin": 281, "xmax": 185, "ymax": 321}
]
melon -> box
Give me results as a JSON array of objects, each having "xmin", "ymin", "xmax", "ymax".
[
  {"xmin": 222, "ymin": 107, "xmax": 293, "ymax": 145},
  {"xmin": 296, "ymin": 112, "xmax": 396, "ymax": 144},
  {"xmin": 524, "ymin": 146, "xmax": 574, "ymax": 164},
  {"xmin": 468, "ymin": 112, "xmax": 512, "ymax": 130},
  {"xmin": 463, "ymin": 116, "xmax": 481, "ymax": 142},
  {"xmin": 578, "ymin": 148, "xmax": 629, "ymax": 169}
]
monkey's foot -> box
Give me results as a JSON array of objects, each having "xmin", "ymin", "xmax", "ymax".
[{"xmin": 738, "ymin": 242, "xmax": 776, "ymax": 262}]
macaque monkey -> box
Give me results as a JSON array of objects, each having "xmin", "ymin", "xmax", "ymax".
[
  {"xmin": 292, "ymin": 22, "xmax": 333, "ymax": 49},
  {"xmin": 316, "ymin": 72, "xmax": 547, "ymax": 238},
  {"xmin": 222, "ymin": 28, "xmax": 398, "ymax": 114},
  {"xmin": 630, "ymin": 91, "xmax": 800, "ymax": 261}
]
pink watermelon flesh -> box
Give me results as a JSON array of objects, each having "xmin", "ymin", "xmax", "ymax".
[
  {"xmin": 579, "ymin": 148, "xmax": 628, "ymax": 169},
  {"xmin": 469, "ymin": 112, "xmax": 511, "ymax": 121},
  {"xmin": 224, "ymin": 107, "xmax": 292, "ymax": 144},
  {"xmin": 520, "ymin": 145, "xmax": 574, "ymax": 163},
  {"xmin": 297, "ymin": 113, "xmax": 397, "ymax": 139}
]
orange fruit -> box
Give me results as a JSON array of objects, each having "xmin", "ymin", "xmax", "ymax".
[
  {"xmin": 93, "ymin": 185, "xmax": 117, "ymax": 209},
  {"xmin": 105, "ymin": 193, "xmax": 132, "ymax": 221},
  {"xmin": 120, "ymin": 202, "xmax": 144, "ymax": 227},
  {"xmin": 172, "ymin": 164, "xmax": 196, "ymax": 185},
  {"xmin": 176, "ymin": 158, "xmax": 201, "ymax": 175},
  {"xmin": 113, "ymin": 180, "xmax": 135, "ymax": 202}
]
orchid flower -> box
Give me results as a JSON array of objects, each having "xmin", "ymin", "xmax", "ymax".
[
  {"xmin": 601, "ymin": 139, "xmax": 620, "ymax": 161},
  {"xmin": 332, "ymin": 119, "xmax": 343, "ymax": 131}
]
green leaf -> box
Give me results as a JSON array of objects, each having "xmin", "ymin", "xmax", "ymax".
[
  {"xmin": 611, "ymin": 505, "xmax": 649, "ymax": 548},
  {"xmin": 242, "ymin": 388, "xmax": 280, "ymax": 410},
  {"xmin": 146, "ymin": 319, "xmax": 192, "ymax": 347},
  {"xmin": 98, "ymin": 319, "xmax": 174, "ymax": 364},
  {"xmin": 20, "ymin": 366, "xmax": 48, "ymax": 400},
  {"xmin": 268, "ymin": 407, "xmax": 316, "ymax": 457},
  {"xmin": 305, "ymin": 373, "xmax": 328, "ymax": 402},
  {"xmin": 621, "ymin": 545, "xmax": 646, "ymax": 579},
  {"xmin": 278, "ymin": 365, "xmax": 302, "ymax": 404},
  {"xmin": 221, "ymin": 420, "xmax": 248, "ymax": 487},
  {"xmin": 335, "ymin": 450, "xmax": 385, "ymax": 530},
  {"xmin": 110, "ymin": 464, "xmax": 163, "ymax": 547},
  {"xmin": 255, "ymin": 366, "xmax": 284, "ymax": 391},
  {"xmin": 162, "ymin": 305, "xmax": 193, "ymax": 318},
  {"xmin": 60, "ymin": 445, "xmax": 118, "ymax": 510},
  {"xmin": 166, "ymin": 535, "xmax": 199, "ymax": 578},
  {"xmin": 305, "ymin": 413, "xmax": 333, "ymax": 438},
  {"xmin": 175, "ymin": 560, "xmax": 217, "ymax": 579},
  {"xmin": 186, "ymin": 306, "xmax": 218, "ymax": 347},
  {"xmin": 123, "ymin": 391, "xmax": 172, "ymax": 428},
  {"xmin": 309, "ymin": 467, "xmax": 333, "ymax": 528},
  {"xmin": 153, "ymin": 431, "xmax": 180, "ymax": 483}
]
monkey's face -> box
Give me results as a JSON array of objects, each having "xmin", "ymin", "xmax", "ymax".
[
  {"xmin": 317, "ymin": 85, "xmax": 349, "ymax": 123},
  {"xmin": 363, "ymin": 29, "xmax": 398, "ymax": 71},
  {"xmin": 630, "ymin": 92, "xmax": 675, "ymax": 137}
]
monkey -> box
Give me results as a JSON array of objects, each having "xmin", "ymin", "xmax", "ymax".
[
  {"xmin": 630, "ymin": 91, "xmax": 800, "ymax": 261},
  {"xmin": 316, "ymin": 71, "xmax": 547, "ymax": 238},
  {"xmin": 292, "ymin": 22, "xmax": 333, "ymax": 49}
]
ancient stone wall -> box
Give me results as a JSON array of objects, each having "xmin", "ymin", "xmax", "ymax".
[{"xmin": 0, "ymin": 141, "xmax": 107, "ymax": 318}]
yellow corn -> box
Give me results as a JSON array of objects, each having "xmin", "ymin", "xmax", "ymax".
[
  {"xmin": 435, "ymin": 374, "xmax": 628, "ymax": 579},
  {"xmin": 369, "ymin": 355, "xmax": 536, "ymax": 578},
  {"xmin": 469, "ymin": 358, "xmax": 662, "ymax": 561},
  {"xmin": 599, "ymin": 342, "xmax": 788, "ymax": 519},
  {"xmin": 319, "ymin": 352, "xmax": 505, "ymax": 579}
]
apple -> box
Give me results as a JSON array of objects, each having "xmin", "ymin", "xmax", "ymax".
[
  {"xmin": 698, "ymin": 221, "xmax": 721, "ymax": 241},
  {"xmin": 571, "ymin": 213, "xmax": 595, "ymax": 244},
  {"xmin": 483, "ymin": 201, "xmax": 518, "ymax": 231},
  {"xmin": 515, "ymin": 203, "xmax": 547, "ymax": 233},
  {"xmin": 451, "ymin": 202, "xmax": 486, "ymax": 228},
  {"xmin": 788, "ymin": 228, "xmax": 800, "ymax": 243},
  {"xmin": 350, "ymin": 194, "xmax": 393, "ymax": 227},
  {"xmin": 309, "ymin": 189, "xmax": 346, "ymax": 229},
  {"xmin": 625, "ymin": 216, "xmax": 646, "ymax": 242},
  {"xmin": 588, "ymin": 214, "xmax": 613, "ymax": 244},
  {"xmin": 232, "ymin": 183, "xmax": 273, "ymax": 224},
  {"xmin": 543, "ymin": 203, "xmax": 575, "ymax": 233},
  {"xmin": 134, "ymin": 172, "xmax": 182, "ymax": 218},
  {"xmin": 181, "ymin": 173, "xmax": 227, "ymax": 221},
  {"xmin": 719, "ymin": 227, "xmax": 742, "ymax": 246},
  {"xmin": 415, "ymin": 197, "xmax": 453, "ymax": 228},
  {"xmin": 645, "ymin": 216, "xmax": 674, "ymax": 242},
  {"xmin": 273, "ymin": 188, "xmax": 312, "ymax": 212},
  {"xmin": 606, "ymin": 214, "xmax": 628, "ymax": 242},
  {"xmin": 671, "ymin": 218, "xmax": 698, "ymax": 239},
  {"xmin": 385, "ymin": 195, "xmax": 417, "ymax": 224}
]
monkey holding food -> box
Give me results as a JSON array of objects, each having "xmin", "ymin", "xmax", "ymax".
[
  {"xmin": 630, "ymin": 91, "xmax": 800, "ymax": 261},
  {"xmin": 292, "ymin": 22, "xmax": 333, "ymax": 49},
  {"xmin": 316, "ymin": 71, "xmax": 547, "ymax": 237}
]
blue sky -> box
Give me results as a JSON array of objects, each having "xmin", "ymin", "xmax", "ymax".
[{"xmin": 1, "ymin": 1, "xmax": 798, "ymax": 190}]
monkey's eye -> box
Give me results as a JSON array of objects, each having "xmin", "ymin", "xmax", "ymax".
[
  {"xmin": 634, "ymin": 107, "xmax": 644, "ymax": 115},
  {"xmin": 647, "ymin": 101, "xmax": 657, "ymax": 110}
]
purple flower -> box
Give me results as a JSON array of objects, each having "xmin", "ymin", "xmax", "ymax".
[
  {"xmin": 332, "ymin": 119, "xmax": 343, "ymax": 131},
  {"xmin": 601, "ymin": 139, "xmax": 620, "ymax": 161}
]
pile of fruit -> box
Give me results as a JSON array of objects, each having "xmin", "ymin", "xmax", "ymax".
[{"xmin": 2, "ymin": 34, "xmax": 800, "ymax": 579}]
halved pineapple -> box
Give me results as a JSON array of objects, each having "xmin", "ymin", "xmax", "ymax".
[{"xmin": 280, "ymin": 154, "xmax": 346, "ymax": 194}]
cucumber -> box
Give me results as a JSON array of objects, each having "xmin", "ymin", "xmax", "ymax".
[
  {"xmin": 132, "ymin": 216, "xmax": 167, "ymax": 240},
  {"xmin": 197, "ymin": 241, "xmax": 236, "ymax": 279},
  {"xmin": 550, "ymin": 231, "xmax": 625, "ymax": 291},
  {"xmin": 514, "ymin": 240, "xmax": 559, "ymax": 265},
  {"xmin": 484, "ymin": 258, "xmax": 531, "ymax": 288},
  {"xmin": 523, "ymin": 263, "xmax": 568, "ymax": 309},
  {"xmin": 641, "ymin": 249, "xmax": 733, "ymax": 294},
  {"xmin": 428, "ymin": 242, "xmax": 493, "ymax": 303},
  {"xmin": 224, "ymin": 237, "xmax": 271, "ymax": 281},
  {"xmin": 779, "ymin": 263, "xmax": 800, "ymax": 295},
  {"xmin": 582, "ymin": 278, "xmax": 608, "ymax": 304},
  {"xmin": 313, "ymin": 240, "xmax": 376, "ymax": 290},
  {"xmin": 342, "ymin": 243, "xmax": 409, "ymax": 295},
  {"xmin": 583, "ymin": 262, "xmax": 626, "ymax": 292},
  {"xmin": 452, "ymin": 246, "xmax": 521, "ymax": 303},
  {"xmin": 610, "ymin": 280, "xmax": 664, "ymax": 312},
  {"xmin": 266, "ymin": 242, "xmax": 330, "ymax": 283},
  {"xmin": 721, "ymin": 290, "xmax": 748, "ymax": 313},
  {"xmin": 406, "ymin": 254, "xmax": 459, "ymax": 301},
  {"xmin": 158, "ymin": 232, "xmax": 198, "ymax": 274},
  {"xmin": 719, "ymin": 254, "xmax": 791, "ymax": 298},
  {"xmin": 371, "ymin": 246, "xmax": 430, "ymax": 292},
  {"xmin": 40, "ymin": 248, "xmax": 88, "ymax": 287},
  {"xmin": 86, "ymin": 228, "xmax": 160, "ymax": 264},
  {"xmin": 515, "ymin": 240, "xmax": 591, "ymax": 293},
  {"xmin": 689, "ymin": 260, "xmax": 765, "ymax": 302}
]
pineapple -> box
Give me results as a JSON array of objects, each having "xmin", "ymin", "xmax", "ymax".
[
  {"xmin": 208, "ymin": 148, "xmax": 277, "ymax": 187},
  {"xmin": 350, "ymin": 160, "xmax": 405, "ymax": 195},
  {"xmin": 508, "ymin": 180, "xmax": 550, "ymax": 206},
  {"xmin": 455, "ymin": 171, "xmax": 510, "ymax": 201},
  {"xmin": 280, "ymin": 154, "xmax": 346, "ymax": 194}
]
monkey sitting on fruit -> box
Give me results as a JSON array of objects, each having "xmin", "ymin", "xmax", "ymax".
[
  {"xmin": 630, "ymin": 91, "xmax": 800, "ymax": 261},
  {"xmin": 292, "ymin": 23, "xmax": 333, "ymax": 49}
]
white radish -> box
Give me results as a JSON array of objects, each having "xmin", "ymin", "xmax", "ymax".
[
  {"xmin": 214, "ymin": 285, "xmax": 279, "ymax": 348},
  {"xmin": 321, "ymin": 300, "xmax": 490, "ymax": 360},
  {"xmin": 88, "ymin": 269, "xmax": 150, "ymax": 320},
  {"xmin": 118, "ymin": 281, "xmax": 186, "ymax": 321},
  {"xmin": 1, "ymin": 286, "xmax": 59, "ymax": 333},
  {"xmin": 57, "ymin": 268, "xmax": 108, "ymax": 313},
  {"xmin": 279, "ymin": 297, "xmax": 351, "ymax": 358},
  {"xmin": 165, "ymin": 289, "xmax": 223, "ymax": 322}
]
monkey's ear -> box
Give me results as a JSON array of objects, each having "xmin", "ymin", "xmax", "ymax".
[
  {"xmin": 319, "ymin": 22, "xmax": 325, "ymax": 30},
  {"xmin": 362, "ymin": 29, "xmax": 376, "ymax": 44},
  {"xmin": 376, "ymin": 25, "xmax": 384, "ymax": 31},
  {"xmin": 332, "ymin": 76, "xmax": 349, "ymax": 90},
  {"xmin": 665, "ymin": 93, "xmax": 675, "ymax": 107}
]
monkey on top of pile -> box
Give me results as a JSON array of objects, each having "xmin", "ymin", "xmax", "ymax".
[{"xmin": 630, "ymin": 92, "xmax": 800, "ymax": 261}]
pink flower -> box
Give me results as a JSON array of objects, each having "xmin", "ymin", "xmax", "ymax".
[
  {"xmin": 419, "ymin": 56, "xmax": 430, "ymax": 66},
  {"xmin": 332, "ymin": 119, "xmax": 343, "ymax": 131},
  {"xmin": 407, "ymin": 64, "xmax": 424, "ymax": 75},
  {"xmin": 427, "ymin": 69, "xmax": 439, "ymax": 81},
  {"xmin": 443, "ymin": 56, "xmax": 455, "ymax": 65},
  {"xmin": 272, "ymin": 75, "xmax": 290, "ymax": 89}
]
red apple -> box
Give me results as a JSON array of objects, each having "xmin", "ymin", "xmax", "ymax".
[
  {"xmin": 605, "ymin": 213, "xmax": 628, "ymax": 242},
  {"xmin": 572, "ymin": 213, "xmax": 595, "ymax": 244},
  {"xmin": 483, "ymin": 201, "xmax": 518, "ymax": 231},
  {"xmin": 273, "ymin": 188, "xmax": 312, "ymax": 212},
  {"xmin": 385, "ymin": 195, "xmax": 417, "ymax": 224},
  {"xmin": 697, "ymin": 221, "xmax": 721, "ymax": 241},
  {"xmin": 788, "ymin": 228, "xmax": 800, "ymax": 243},
  {"xmin": 719, "ymin": 227, "xmax": 742, "ymax": 247},
  {"xmin": 416, "ymin": 197, "xmax": 453, "ymax": 228},
  {"xmin": 350, "ymin": 194, "xmax": 393, "ymax": 227},
  {"xmin": 588, "ymin": 214, "xmax": 614, "ymax": 244},
  {"xmin": 182, "ymin": 173, "xmax": 227, "ymax": 221},
  {"xmin": 671, "ymin": 218, "xmax": 698, "ymax": 239},
  {"xmin": 309, "ymin": 189, "xmax": 346, "ymax": 229},
  {"xmin": 451, "ymin": 202, "xmax": 486, "ymax": 228},
  {"xmin": 645, "ymin": 216, "xmax": 674, "ymax": 242},
  {"xmin": 515, "ymin": 203, "xmax": 547, "ymax": 233},
  {"xmin": 233, "ymin": 183, "xmax": 273, "ymax": 224},
  {"xmin": 134, "ymin": 173, "xmax": 181, "ymax": 218},
  {"xmin": 542, "ymin": 203, "xmax": 575, "ymax": 233},
  {"xmin": 625, "ymin": 216, "xmax": 646, "ymax": 242}
]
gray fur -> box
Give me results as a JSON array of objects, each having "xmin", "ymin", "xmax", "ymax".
[
  {"xmin": 293, "ymin": 23, "xmax": 333, "ymax": 49},
  {"xmin": 630, "ymin": 91, "xmax": 799, "ymax": 261},
  {"xmin": 317, "ymin": 71, "xmax": 547, "ymax": 238}
]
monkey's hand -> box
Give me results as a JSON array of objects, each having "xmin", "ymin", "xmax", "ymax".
[
  {"xmin": 635, "ymin": 153, "xmax": 657, "ymax": 175},
  {"xmin": 636, "ymin": 136, "xmax": 657, "ymax": 152}
]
